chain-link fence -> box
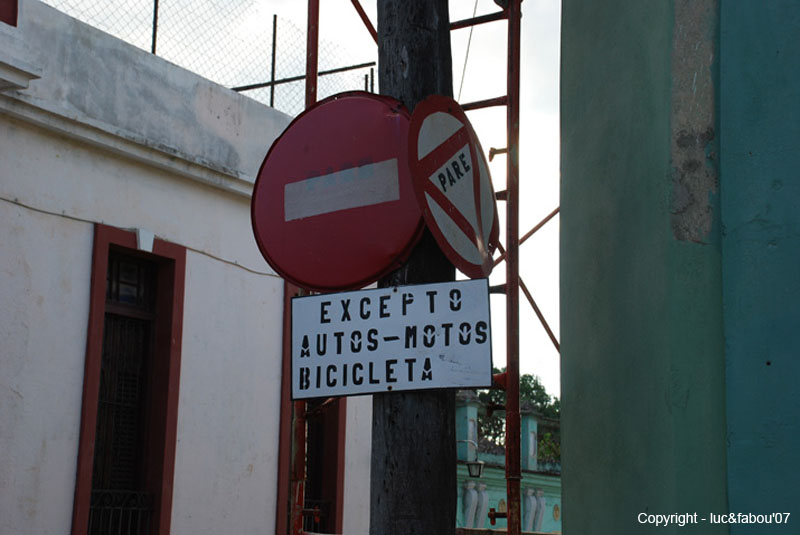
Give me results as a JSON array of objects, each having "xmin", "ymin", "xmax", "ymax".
[{"xmin": 43, "ymin": 0, "xmax": 376, "ymax": 117}]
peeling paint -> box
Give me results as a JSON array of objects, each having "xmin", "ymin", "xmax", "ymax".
[{"xmin": 670, "ymin": 0, "xmax": 718, "ymax": 243}]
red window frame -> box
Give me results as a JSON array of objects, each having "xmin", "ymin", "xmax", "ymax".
[
  {"xmin": 0, "ymin": 0, "xmax": 17, "ymax": 26},
  {"xmin": 276, "ymin": 282, "xmax": 346, "ymax": 535},
  {"xmin": 71, "ymin": 224, "xmax": 186, "ymax": 535}
]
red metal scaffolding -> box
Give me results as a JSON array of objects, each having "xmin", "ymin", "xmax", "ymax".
[{"xmin": 276, "ymin": 1, "xmax": 559, "ymax": 534}]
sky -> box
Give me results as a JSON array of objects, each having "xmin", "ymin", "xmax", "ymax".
[{"xmin": 260, "ymin": 0, "xmax": 563, "ymax": 397}]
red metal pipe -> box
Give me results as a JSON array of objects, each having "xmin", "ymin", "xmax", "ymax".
[
  {"xmin": 461, "ymin": 95, "xmax": 508, "ymax": 111},
  {"xmin": 450, "ymin": 9, "xmax": 508, "ymax": 31},
  {"xmin": 494, "ymin": 241, "xmax": 560, "ymax": 352},
  {"xmin": 493, "ymin": 206, "xmax": 560, "ymax": 267},
  {"xmin": 276, "ymin": 282, "xmax": 296, "ymax": 535},
  {"xmin": 349, "ymin": 0, "xmax": 378, "ymax": 44},
  {"xmin": 291, "ymin": 400, "xmax": 306, "ymax": 535},
  {"xmin": 505, "ymin": 1, "xmax": 522, "ymax": 534},
  {"xmin": 520, "ymin": 277, "xmax": 561, "ymax": 352},
  {"xmin": 287, "ymin": 5, "xmax": 320, "ymax": 533},
  {"xmin": 305, "ymin": 0, "xmax": 319, "ymax": 109}
]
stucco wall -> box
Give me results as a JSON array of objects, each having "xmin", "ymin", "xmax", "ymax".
[
  {"xmin": 173, "ymin": 250, "xmax": 283, "ymax": 534},
  {"xmin": 0, "ymin": 203, "xmax": 93, "ymax": 535},
  {"xmin": 560, "ymin": 1, "xmax": 728, "ymax": 533},
  {"xmin": 720, "ymin": 1, "xmax": 800, "ymax": 526},
  {"xmin": 342, "ymin": 395, "xmax": 372, "ymax": 534}
]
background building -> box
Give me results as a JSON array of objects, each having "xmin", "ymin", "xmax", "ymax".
[
  {"xmin": 455, "ymin": 390, "xmax": 561, "ymax": 533},
  {"xmin": 0, "ymin": 2, "xmax": 374, "ymax": 533}
]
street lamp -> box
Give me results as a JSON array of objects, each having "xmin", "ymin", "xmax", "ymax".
[{"xmin": 457, "ymin": 439, "xmax": 485, "ymax": 478}]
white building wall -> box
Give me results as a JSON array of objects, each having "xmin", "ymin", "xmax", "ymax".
[
  {"xmin": 174, "ymin": 250, "xmax": 283, "ymax": 534},
  {"xmin": 342, "ymin": 395, "xmax": 372, "ymax": 534},
  {"xmin": 0, "ymin": 203, "xmax": 93, "ymax": 535},
  {"xmin": 1, "ymin": 1, "xmax": 374, "ymax": 533}
]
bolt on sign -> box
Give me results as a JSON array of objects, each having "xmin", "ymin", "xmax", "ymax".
[{"xmin": 291, "ymin": 279, "xmax": 493, "ymax": 399}]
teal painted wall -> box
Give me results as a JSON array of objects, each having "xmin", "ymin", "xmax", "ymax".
[
  {"xmin": 560, "ymin": 1, "xmax": 728, "ymax": 533},
  {"xmin": 455, "ymin": 393, "xmax": 561, "ymax": 531},
  {"xmin": 455, "ymin": 465, "xmax": 562, "ymax": 533},
  {"xmin": 720, "ymin": 1, "xmax": 800, "ymax": 528}
]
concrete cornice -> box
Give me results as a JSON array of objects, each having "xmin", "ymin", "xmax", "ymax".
[{"xmin": 0, "ymin": 92, "xmax": 257, "ymax": 199}]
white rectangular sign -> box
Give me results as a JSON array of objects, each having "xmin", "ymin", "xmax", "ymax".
[{"xmin": 291, "ymin": 279, "xmax": 492, "ymax": 399}]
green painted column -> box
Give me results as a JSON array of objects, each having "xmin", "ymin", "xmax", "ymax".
[
  {"xmin": 720, "ymin": 2, "xmax": 800, "ymax": 528},
  {"xmin": 520, "ymin": 405, "xmax": 538, "ymax": 472},
  {"xmin": 560, "ymin": 1, "xmax": 728, "ymax": 532},
  {"xmin": 455, "ymin": 390, "xmax": 480, "ymax": 462}
]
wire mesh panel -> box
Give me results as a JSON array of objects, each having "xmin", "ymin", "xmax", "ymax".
[{"xmin": 42, "ymin": 0, "xmax": 377, "ymax": 116}]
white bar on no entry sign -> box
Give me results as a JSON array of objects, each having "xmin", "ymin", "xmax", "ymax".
[
  {"xmin": 284, "ymin": 158, "xmax": 400, "ymax": 221},
  {"xmin": 291, "ymin": 279, "xmax": 493, "ymax": 400}
]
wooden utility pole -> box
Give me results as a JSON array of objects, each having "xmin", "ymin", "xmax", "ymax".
[{"xmin": 370, "ymin": 1, "xmax": 456, "ymax": 534}]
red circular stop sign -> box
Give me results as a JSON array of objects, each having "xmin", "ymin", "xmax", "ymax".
[
  {"xmin": 408, "ymin": 95, "xmax": 500, "ymax": 279},
  {"xmin": 251, "ymin": 92, "xmax": 424, "ymax": 292}
]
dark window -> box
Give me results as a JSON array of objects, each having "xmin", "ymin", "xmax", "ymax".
[
  {"xmin": 0, "ymin": 0, "xmax": 17, "ymax": 27},
  {"xmin": 302, "ymin": 399, "xmax": 345, "ymax": 534},
  {"xmin": 73, "ymin": 225, "xmax": 185, "ymax": 535},
  {"xmin": 89, "ymin": 251, "xmax": 157, "ymax": 535}
]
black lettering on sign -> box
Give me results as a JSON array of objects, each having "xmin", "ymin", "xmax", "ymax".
[
  {"xmin": 316, "ymin": 334, "xmax": 327, "ymax": 356},
  {"xmin": 299, "ymin": 367, "xmax": 310, "ymax": 390},
  {"xmin": 459, "ymin": 322, "xmax": 472, "ymax": 345},
  {"xmin": 343, "ymin": 363, "xmax": 349, "ymax": 386},
  {"xmin": 451, "ymin": 160, "xmax": 464, "ymax": 179},
  {"xmin": 327, "ymin": 364, "xmax": 337, "ymax": 387},
  {"xmin": 405, "ymin": 358, "xmax": 416, "ymax": 381},
  {"xmin": 360, "ymin": 297, "xmax": 371, "ymax": 319},
  {"xmin": 404, "ymin": 325, "xmax": 417, "ymax": 349},
  {"xmin": 442, "ymin": 323, "xmax": 453, "ymax": 346},
  {"xmin": 367, "ymin": 329, "xmax": 379, "ymax": 351},
  {"xmin": 301, "ymin": 336, "xmax": 310, "ymax": 358},
  {"xmin": 436, "ymin": 151, "xmax": 471, "ymax": 193},
  {"xmin": 402, "ymin": 293, "xmax": 414, "ymax": 315},
  {"xmin": 315, "ymin": 365, "xmax": 321, "ymax": 389},
  {"xmin": 379, "ymin": 295, "xmax": 391, "ymax": 318},
  {"xmin": 368, "ymin": 362, "xmax": 380, "ymax": 384},
  {"xmin": 459, "ymin": 152, "xmax": 471, "ymax": 172},
  {"xmin": 475, "ymin": 321, "xmax": 488, "ymax": 344},
  {"xmin": 353, "ymin": 363, "xmax": 364, "ymax": 385},
  {"xmin": 421, "ymin": 358, "xmax": 433, "ymax": 381},
  {"xmin": 426, "ymin": 290, "xmax": 437, "ymax": 313},
  {"xmin": 449, "ymin": 289, "xmax": 462, "ymax": 311},
  {"xmin": 385, "ymin": 359, "xmax": 397, "ymax": 383},
  {"xmin": 320, "ymin": 301, "xmax": 331, "ymax": 324},
  {"xmin": 333, "ymin": 332, "xmax": 344, "ymax": 354},
  {"xmin": 438, "ymin": 172, "xmax": 448, "ymax": 191},
  {"xmin": 340, "ymin": 299, "xmax": 351, "ymax": 321},
  {"xmin": 423, "ymin": 325, "xmax": 436, "ymax": 348},
  {"xmin": 350, "ymin": 331, "xmax": 362, "ymax": 352}
]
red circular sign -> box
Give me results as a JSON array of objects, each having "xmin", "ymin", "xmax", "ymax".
[
  {"xmin": 251, "ymin": 92, "xmax": 424, "ymax": 292},
  {"xmin": 408, "ymin": 95, "xmax": 499, "ymax": 279}
]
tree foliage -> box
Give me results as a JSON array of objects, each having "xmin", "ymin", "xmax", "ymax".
[{"xmin": 476, "ymin": 367, "xmax": 560, "ymax": 461}]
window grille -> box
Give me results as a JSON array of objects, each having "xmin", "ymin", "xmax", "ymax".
[{"xmin": 89, "ymin": 251, "xmax": 157, "ymax": 535}]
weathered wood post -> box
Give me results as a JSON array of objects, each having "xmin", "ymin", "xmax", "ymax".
[{"xmin": 370, "ymin": 1, "xmax": 457, "ymax": 534}]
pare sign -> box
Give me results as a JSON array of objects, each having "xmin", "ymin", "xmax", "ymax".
[{"xmin": 291, "ymin": 279, "xmax": 492, "ymax": 399}]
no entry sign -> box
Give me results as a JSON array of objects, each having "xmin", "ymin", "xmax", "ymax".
[
  {"xmin": 291, "ymin": 279, "xmax": 493, "ymax": 399},
  {"xmin": 408, "ymin": 95, "xmax": 499, "ymax": 278},
  {"xmin": 251, "ymin": 92, "xmax": 424, "ymax": 292}
]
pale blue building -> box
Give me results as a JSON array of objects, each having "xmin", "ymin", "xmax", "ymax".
[{"xmin": 455, "ymin": 390, "xmax": 562, "ymax": 533}]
